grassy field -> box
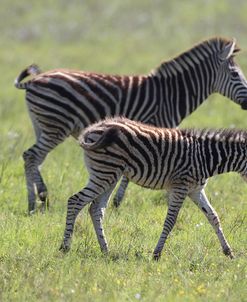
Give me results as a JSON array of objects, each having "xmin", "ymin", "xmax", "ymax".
[{"xmin": 1, "ymin": 1, "xmax": 247, "ymax": 301}]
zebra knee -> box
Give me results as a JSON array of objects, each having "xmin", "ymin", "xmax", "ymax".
[
  {"xmin": 67, "ymin": 192, "xmax": 90, "ymax": 215},
  {"xmin": 22, "ymin": 149, "xmax": 37, "ymax": 168},
  {"xmin": 68, "ymin": 194, "xmax": 78, "ymax": 207},
  {"xmin": 23, "ymin": 150, "xmax": 31, "ymax": 162}
]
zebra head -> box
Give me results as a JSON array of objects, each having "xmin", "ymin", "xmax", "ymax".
[{"xmin": 214, "ymin": 38, "xmax": 247, "ymax": 110}]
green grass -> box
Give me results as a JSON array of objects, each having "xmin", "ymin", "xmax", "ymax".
[{"xmin": 1, "ymin": 1, "xmax": 247, "ymax": 301}]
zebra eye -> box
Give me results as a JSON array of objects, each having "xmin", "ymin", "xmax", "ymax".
[{"xmin": 231, "ymin": 71, "xmax": 239, "ymax": 78}]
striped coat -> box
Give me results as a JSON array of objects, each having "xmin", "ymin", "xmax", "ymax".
[
  {"xmin": 15, "ymin": 37, "xmax": 247, "ymax": 213},
  {"xmin": 60, "ymin": 117, "xmax": 247, "ymax": 259}
]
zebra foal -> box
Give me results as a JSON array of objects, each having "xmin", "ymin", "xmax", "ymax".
[
  {"xmin": 61, "ymin": 117, "xmax": 247, "ymax": 259},
  {"xmin": 15, "ymin": 37, "xmax": 247, "ymax": 213}
]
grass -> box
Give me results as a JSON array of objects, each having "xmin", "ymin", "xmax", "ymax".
[{"xmin": 1, "ymin": 1, "xmax": 247, "ymax": 301}]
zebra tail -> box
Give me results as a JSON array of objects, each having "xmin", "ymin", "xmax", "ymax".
[
  {"xmin": 14, "ymin": 64, "xmax": 42, "ymax": 89},
  {"xmin": 79, "ymin": 127, "xmax": 120, "ymax": 151}
]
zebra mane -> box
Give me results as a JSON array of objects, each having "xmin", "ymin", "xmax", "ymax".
[
  {"xmin": 84, "ymin": 118, "xmax": 247, "ymax": 144},
  {"xmin": 153, "ymin": 37, "xmax": 241, "ymax": 76},
  {"xmin": 180, "ymin": 128, "xmax": 247, "ymax": 143}
]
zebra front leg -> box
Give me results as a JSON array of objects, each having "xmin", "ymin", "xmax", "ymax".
[
  {"xmin": 89, "ymin": 187, "xmax": 114, "ymax": 253},
  {"xmin": 189, "ymin": 189, "xmax": 234, "ymax": 258},
  {"xmin": 153, "ymin": 189, "xmax": 186, "ymax": 260},
  {"xmin": 113, "ymin": 176, "xmax": 129, "ymax": 208}
]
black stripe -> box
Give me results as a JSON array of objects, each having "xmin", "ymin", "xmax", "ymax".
[
  {"xmin": 90, "ymin": 178, "xmax": 107, "ymax": 191},
  {"xmin": 119, "ymin": 77, "xmax": 130, "ymax": 114},
  {"xmin": 124, "ymin": 76, "xmax": 140, "ymax": 117},
  {"xmin": 176, "ymin": 73, "xmax": 186, "ymax": 120},
  {"xmin": 27, "ymin": 90, "xmax": 83, "ymax": 124},
  {"xmin": 31, "ymin": 82, "xmax": 95, "ymax": 123}
]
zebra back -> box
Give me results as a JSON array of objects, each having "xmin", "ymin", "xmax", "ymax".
[
  {"xmin": 15, "ymin": 37, "xmax": 246, "ymax": 133},
  {"xmin": 80, "ymin": 118, "xmax": 247, "ymax": 190}
]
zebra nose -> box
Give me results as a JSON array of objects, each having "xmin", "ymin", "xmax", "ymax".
[{"xmin": 240, "ymin": 101, "xmax": 247, "ymax": 110}]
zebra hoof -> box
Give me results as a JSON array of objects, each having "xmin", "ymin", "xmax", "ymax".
[
  {"xmin": 59, "ymin": 243, "xmax": 70, "ymax": 253},
  {"xmin": 223, "ymin": 248, "xmax": 235, "ymax": 259},
  {"xmin": 100, "ymin": 245, "xmax": 109, "ymax": 255},
  {"xmin": 29, "ymin": 209, "xmax": 37, "ymax": 215},
  {"xmin": 28, "ymin": 202, "xmax": 36, "ymax": 215},
  {"xmin": 153, "ymin": 251, "xmax": 161, "ymax": 261}
]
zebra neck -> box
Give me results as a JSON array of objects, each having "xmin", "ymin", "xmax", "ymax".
[
  {"xmin": 152, "ymin": 57, "xmax": 216, "ymax": 127},
  {"xmin": 206, "ymin": 140, "xmax": 246, "ymax": 177},
  {"xmin": 118, "ymin": 75, "xmax": 158, "ymax": 122}
]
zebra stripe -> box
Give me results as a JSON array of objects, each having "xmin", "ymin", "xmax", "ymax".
[
  {"xmin": 60, "ymin": 117, "xmax": 247, "ymax": 259},
  {"xmin": 15, "ymin": 37, "xmax": 247, "ymax": 213}
]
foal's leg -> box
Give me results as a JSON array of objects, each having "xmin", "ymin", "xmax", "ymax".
[
  {"xmin": 60, "ymin": 178, "xmax": 118, "ymax": 253},
  {"xmin": 89, "ymin": 187, "xmax": 115, "ymax": 253},
  {"xmin": 189, "ymin": 188, "xmax": 234, "ymax": 258},
  {"xmin": 153, "ymin": 188, "xmax": 187, "ymax": 260},
  {"xmin": 113, "ymin": 176, "xmax": 129, "ymax": 207}
]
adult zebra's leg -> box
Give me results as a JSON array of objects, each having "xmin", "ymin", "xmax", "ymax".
[
  {"xmin": 189, "ymin": 188, "xmax": 234, "ymax": 258},
  {"xmin": 89, "ymin": 186, "xmax": 115, "ymax": 253},
  {"xmin": 113, "ymin": 176, "xmax": 129, "ymax": 208},
  {"xmin": 60, "ymin": 181, "xmax": 116, "ymax": 253},
  {"xmin": 23, "ymin": 132, "xmax": 66, "ymax": 214},
  {"xmin": 153, "ymin": 188, "xmax": 187, "ymax": 260},
  {"xmin": 29, "ymin": 115, "xmax": 49, "ymax": 211}
]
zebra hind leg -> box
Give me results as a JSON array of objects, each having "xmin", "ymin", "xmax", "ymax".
[
  {"xmin": 23, "ymin": 133, "xmax": 66, "ymax": 214},
  {"xmin": 113, "ymin": 176, "xmax": 129, "ymax": 207},
  {"xmin": 27, "ymin": 113, "xmax": 50, "ymax": 212},
  {"xmin": 23, "ymin": 147, "xmax": 48, "ymax": 214},
  {"xmin": 189, "ymin": 188, "xmax": 234, "ymax": 258},
  {"xmin": 89, "ymin": 186, "xmax": 115, "ymax": 253},
  {"xmin": 60, "ymin": 181, "xmax": 117, "ymax": 253}
]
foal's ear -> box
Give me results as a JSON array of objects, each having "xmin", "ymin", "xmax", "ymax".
[{"xmin": 220, "ymin": 38, "xmax": 238, "ymax": 60}]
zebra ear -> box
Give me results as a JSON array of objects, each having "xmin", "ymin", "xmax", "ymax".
[{"xmin": 220, "ymin": 38, "xmax": 237, "ymax": 60}]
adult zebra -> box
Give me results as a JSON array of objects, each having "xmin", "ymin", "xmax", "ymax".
[
  {"xmin": 15, "ymin": 37, "xmax": 247, "ymax": 213},
  {"xmin": 60, "ymin": 117, "xmax": 247, "ymax": 259}
]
